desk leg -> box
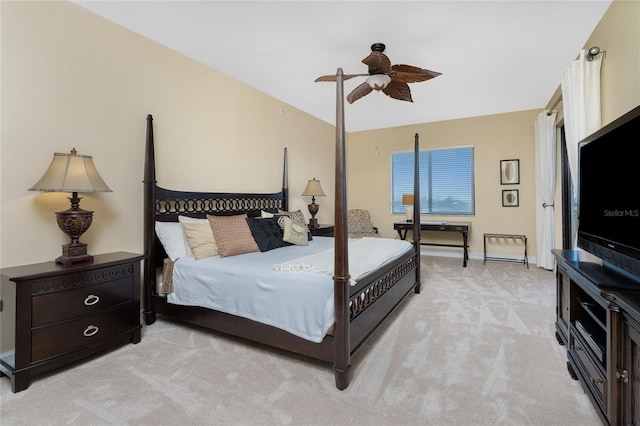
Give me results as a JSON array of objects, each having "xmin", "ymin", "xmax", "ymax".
[
  {"xmin": 396, "ymin": 229, "xmax": 408, "ymax": 240},
  {"xmin": 462, "ymin": 231, "xmax": 469, "ymax": 267}
]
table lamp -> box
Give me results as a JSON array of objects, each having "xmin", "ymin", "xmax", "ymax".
[
  {"xmin": 301, "ymin": 178, "xmax": 325, "ymax": 229},
  {"xmin": 29, "ymin": 148, "xmax": 112, "ymax": 265},
  {"xmin": 402, "ymin": 194, "xmax": 414, "ymax": 222}
]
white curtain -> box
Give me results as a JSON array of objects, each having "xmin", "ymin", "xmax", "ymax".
[
  {"xmin": 535, "ymin": 111, "xmax": 557, "ymax": 270},
  {"xmin": 561, "ymin": 49, "xmax": 602, "ymax": 195}
]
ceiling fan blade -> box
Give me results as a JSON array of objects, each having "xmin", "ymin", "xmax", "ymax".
[
  {"xmin": 391, "ymin": 64, "xmax": 441, "ymax": 83},
  {"xmin": 346, "ymin": 82, "xmax": 373, "ymax": 104},
  {"xmin": 361, "ymin": 51, "xmax": 391, "ymax": 74},
  {"xmin": 382, "ymin": 81, "xmax": 413, "ymax": 102},
  {"xmin": 315, "ymin": 73, "xmax": 370, "ymax": 82}
]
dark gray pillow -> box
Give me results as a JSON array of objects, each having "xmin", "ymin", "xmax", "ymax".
[{"xmin": 246, "ymin": 217, "xmax": 288, "ymax": 252}]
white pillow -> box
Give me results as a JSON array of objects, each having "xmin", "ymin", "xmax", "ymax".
[
  {"xmin": 155, "ymin": 222, "xmax": 188, "ymax": 260},
  {"xmin": 178, "ymin": 216, "xmax": 209, "ymax": 257}
]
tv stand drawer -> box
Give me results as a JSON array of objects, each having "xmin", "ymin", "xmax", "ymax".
[{"xmin": 570, "ymin": 328, "xmax": 606, "ymax": 411}]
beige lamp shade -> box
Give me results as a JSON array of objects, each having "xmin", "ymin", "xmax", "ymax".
[
  {"xmin": 301, "ymin": 178, "xmax": 326, "ymax": 198},
  {"xmin": 29, "ymin": 150, "xmax": 112, "ymax": 193},
  {"xmin": 402, "ymin": 194, "xmax": 414, "ymax": 205}
]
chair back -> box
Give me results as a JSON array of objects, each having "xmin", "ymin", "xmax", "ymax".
[{"xmin": 347, "ymin": 209, "xmax": 371, "ymax": 224}]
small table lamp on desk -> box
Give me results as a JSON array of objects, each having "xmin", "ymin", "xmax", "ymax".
[{"xmin": 402, "ymin": 194, "xmax": 414, "ymax": 222}]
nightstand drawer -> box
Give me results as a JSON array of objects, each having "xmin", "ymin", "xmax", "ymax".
[
  {"xmin": 32, "ymin": 277, "xmax": 134, "ymax": 327},
  {"xmin": 31, "ymin": 304, "xmax": 134, "ymax": 362}
]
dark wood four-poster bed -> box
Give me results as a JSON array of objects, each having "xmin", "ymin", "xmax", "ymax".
[{"xmin": 142, "ymin": 69, "xmax": 423, "ymax": 390}]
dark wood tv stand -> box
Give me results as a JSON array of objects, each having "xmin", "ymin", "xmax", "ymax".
[{"xmin": 553, "ymin": 249, "xmax": 640, "ymax": 425}]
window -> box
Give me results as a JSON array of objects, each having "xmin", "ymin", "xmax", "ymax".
[{"xmin": 391, "ymin": 146, "xmax": 475, "ymax": 215}]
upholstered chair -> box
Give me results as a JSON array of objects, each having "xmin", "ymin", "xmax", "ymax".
[{"xmin": 347, "ymin": 209, "xmax": 380, "ymax": 239}]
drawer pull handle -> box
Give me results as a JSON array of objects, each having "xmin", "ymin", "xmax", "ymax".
[
  {"xmin": 83, "ymin": 325, "xmax": 99, "ymax": 337},
  {"xmin": 591, "ymin": 376, "xmax": 604, "ymax": 385},
  {"xmin": 616, "ymin": 370, "xmax": 629, "ymax": 384},
  {"xmin": 84, "ymin": 295, "xmax": 100, "ymax": 306}
]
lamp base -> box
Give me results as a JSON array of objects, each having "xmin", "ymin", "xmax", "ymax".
[
  {"xmin": 308, "ymin": 201, "xmax": 319, "ymax": 229},
  {"xmin": 405, "ymin": 205, "xmax": 414, "ymax": 222},
  {"xmin": 56, "ymin": 243, "xmax": 93, "ymax": 265}
]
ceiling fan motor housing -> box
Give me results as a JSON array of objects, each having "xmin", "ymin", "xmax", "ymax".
[{"xmin": 368, "ymin": 43, "xmax": 387, "ymax": 75}]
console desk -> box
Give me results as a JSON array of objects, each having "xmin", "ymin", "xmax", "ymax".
[{"xmin": 394, "ymin": 221, "xmax": 470, "ymax": 267}]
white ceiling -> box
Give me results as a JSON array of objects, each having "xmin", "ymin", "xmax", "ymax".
[{"xmin": 73, "ymin": 1, "xmax": 612, "ymax": 132}]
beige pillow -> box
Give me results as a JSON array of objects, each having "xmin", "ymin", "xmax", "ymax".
[
  {"xmin": 282, "ymin": 216, "xmax": 309, "ymax": 246},
  {"xmin": 178, "ymin": 216, "xmax": 209, "ymax": 256},
  {"xmin": 181, "ymin": 221, "xmax": 219, "ymax": 260},
  {"xmin": 207, "ymin": 214, "xmax": 260, "ymax": 257}
]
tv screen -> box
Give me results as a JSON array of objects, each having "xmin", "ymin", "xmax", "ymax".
[{"xmin": 577, "ymin": 105, "xmax": 640, "ymax": 279}]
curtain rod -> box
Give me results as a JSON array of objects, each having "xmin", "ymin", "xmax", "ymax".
[
  {"xmin": 546, "ymin": 95, "xmax": 562, "ymax": 116},
  {"xmin": 545, "ymin": 46, "xmax": 605, "ymax": 116}
]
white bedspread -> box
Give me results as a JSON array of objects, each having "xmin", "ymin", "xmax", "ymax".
[
  {"xmin": 167, "ymin": 237, "xmax": 411, "ymax": 343},
  {"xmin": 273, "ymin": 237, "xmax": 412, "ymax": 285}
]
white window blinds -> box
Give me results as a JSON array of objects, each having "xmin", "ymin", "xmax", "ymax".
[{"xmin": 391, "ymin": 146, "xmax": 475, "ymax": 215}]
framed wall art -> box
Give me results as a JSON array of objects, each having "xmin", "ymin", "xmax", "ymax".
[
  {"xmin": 500, "ymin": 159, "xmax": 520, "ymax": 185},
  {"xmin": 502, "ymin": 189, "xmax": 519, "ymax": 207}
]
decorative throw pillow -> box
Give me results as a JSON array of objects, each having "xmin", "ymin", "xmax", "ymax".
[
  {"xmin": 181, "ymin": 221, "xmax": 219, "ymax": 260},
  {"xmin": 178, "ymin": 216, "xmax": 210, "ymax": 257},
  {"xmin": 155, "ymin": 222, "xmax": 188, "ymax": 261},
  {"xmin": 277, "ymin": 215, "xmax": 313, "ymax": 241},
  {"xmin": 278, "ymin": 209, "xmax": 306, "ymax": 226},
  {"xmin": 282, "ymin": 216, "xmax": 309, "ymax": 246},
  {"xmin": 246, "ymin": 217, "xmax": 288, "ymax": 252},
  {"xmin": 207, "ymin": 214, "xmax": 260, "ymax": 257}
]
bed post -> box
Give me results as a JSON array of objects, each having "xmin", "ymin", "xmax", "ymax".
[
  {"xmin": 413, "ymin": 133, "xmax": 422, "ymax": 293},
  {"xmin": 282, "ymin": 147, "xmax": 289, "ymax": 211},
  {"xmin": 333, "ymin": 68, "xmax": 352, "ymax": 390},
  {"xmin": 143, "ymin": 114, "xmax": 157, "ymax": 325}
]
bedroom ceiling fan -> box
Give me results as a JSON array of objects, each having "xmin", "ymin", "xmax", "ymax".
[{"xmin": 315, "ymin": 43, "xmax": 441, "ymax": 104}]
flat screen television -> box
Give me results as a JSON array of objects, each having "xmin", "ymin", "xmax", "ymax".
[{"xmin": 577, "ymin": 104, "xmax": 640, "ymax": 282}]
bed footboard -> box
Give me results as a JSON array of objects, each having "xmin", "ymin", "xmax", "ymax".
[{"xmin": 349, "ymin": 252, "xmax": 419, "ymax": 352}]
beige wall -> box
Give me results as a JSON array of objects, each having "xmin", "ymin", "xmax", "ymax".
[
  {"xmin": 0, "ymin": 1, "xmax": 335, "ymax": 268},
  {"xmin": 347, "ymin": 110, "xmax": 540, "ymax": 260},
  {"xmin": 590, "ymin": 0, "xmax": 640, "ymax": 126}
]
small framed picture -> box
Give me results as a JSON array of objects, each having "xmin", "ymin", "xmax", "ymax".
[
  {"xmin": 502, "ymin": 189, "xmax": 519, "ymax": 207},
  {"xmin": 500, "ymin": 159, "xmax": 520, "ymax": 185}
]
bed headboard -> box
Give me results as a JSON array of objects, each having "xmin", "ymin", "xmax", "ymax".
[
  {"xmin": 153, "ymin": 185, "xmax": 288, "ymax": 222},
  {"xmin": 142, "ymin": 114, "xmax": 289, "ymax": 317}
]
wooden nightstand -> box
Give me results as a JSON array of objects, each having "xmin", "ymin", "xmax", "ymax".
[
  {"xmin": 310, "ymin": 224, "xmax": 334, "ymax": 237},
  {"xmin": 0, "ymin": 251, "xmax": 144, "ymax": 392}
]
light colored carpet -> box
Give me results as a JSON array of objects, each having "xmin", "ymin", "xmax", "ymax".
[{"xmin": 1, "ymin": 257, "xmax": 600, "ymax": 425}]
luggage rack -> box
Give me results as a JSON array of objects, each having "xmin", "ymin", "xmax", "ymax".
[{"xmin": 483, "ymin": 233, "xmax": 528, "ymax": 268}]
